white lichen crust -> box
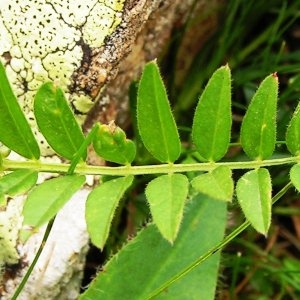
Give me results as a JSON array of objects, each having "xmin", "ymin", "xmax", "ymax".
[
  {"xmin": 1, "ymin": 190, "xmax": 90, "ymax": 300},
  {"xmin": 0, "ymin": 0, "xmax": 125, "ymax": 154},
  {"xmin": 0, "ymin": 197, "xmax": 23, "ymax": 266}
]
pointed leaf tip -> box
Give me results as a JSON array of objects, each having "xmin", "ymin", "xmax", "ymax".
[
  {"xmin": 34, "ymin": 82, "xmax": 85, "ymax": 160},
  {"xmin": 192, "ymin": 65, "xmax": 232, "ymax": 162},
  {"xmin": 241, "ymin": 73, "xmax": 278, "ymax": 160},
  {"xmin": 0, "ymin": 61, "xmax": 40, "ymax": 159},
  {"xmin": 137, "ymin": 61, "xmax": 181, "ymax": 163}
]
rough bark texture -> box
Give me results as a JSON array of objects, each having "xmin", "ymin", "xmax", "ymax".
[
  {"xmin": 85, "ymin": 0, "xmax": 224, "ymax": 128},
  {"xmin": 0, "ymin": 0, "xmax": 223, "ymax": 298}
]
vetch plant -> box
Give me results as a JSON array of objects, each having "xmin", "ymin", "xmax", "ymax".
[{"xmin": 0, "ymin": 60, "xmax": 299, "ymax": 299}]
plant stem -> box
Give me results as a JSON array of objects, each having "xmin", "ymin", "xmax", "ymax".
[
  {"xmin": 2, "ymin": 155, "xmax": 298, "ymax": 176},
  {"xmin": 11, "ymin": 218, "xmax": 55, "ymax": 300}
]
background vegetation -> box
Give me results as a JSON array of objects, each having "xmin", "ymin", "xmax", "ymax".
[
  {"xmin": 167, "ymin": 1, "xmax": 300, "ymax": 298},
  {"xmin": 81, "ymin": 1, "xmax": 300, "ymax": 299},
  {"xmin": 1, "ymin": 1, "xmax": 300, "ymax": 299}
]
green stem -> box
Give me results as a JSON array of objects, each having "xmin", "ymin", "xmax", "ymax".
[
  {"xmin": 145, "ymin": 182, "xmax": 293, "ymax": 299},
  {"xmin": 2, "ymin": 155, "xmax": 298, "ymax": 176},
  {"xmin": 67, "ymin": 123, "xmax": 99, "ymax": 175},
  {"xmin": 11, "ymin": 218, "xmax": 55, "ymax": 300}
]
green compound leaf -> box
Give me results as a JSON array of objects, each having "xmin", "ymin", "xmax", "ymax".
[
  {"xmin": 192, "ymin": 65, "xmax": 232, "ymax": 162},
  {"xmin": 80, "ymin": 194, "xmax": 227, "ymax": 300},
  {"xmin": 289, "ymin": 164, "xmax": 300, "ymax": 192},
  {"xmin": 236, "ymin": 168, "xmax": 272, "ymax": 235},
  {"xmin": 286, "ymin": 102, "xmax": 300, "ymax": 156},
  {"xmin": 22, "ymin": 175, "xmax": 85, "ymax": 241},
  {"xmin": 34, "ymin": 82, "xmax": 86, "ymax": 160},
  {"xmin": 191, "ymin": 166, "xmax": 233, "ymax": 202},
  {"xmin": 145, "ymin": 174, "xmax": 189, "ymax": 243},
  {"xmin": 137, "ymin": 61, "xmax": 181, "ymax": 163},
  {"xmin": 93, "ymin": 122, "xmax": 136, "ymax": 165},
  {"xmin": 240, "ymin": 73, "xmax": 278, "ymax": 160},
  {"xmin": 86, "ymin": 175, "xmax": 134, "ymax": 250},
  {"xmin": 0, "ymin": 169, "xmax": 38, "ymax": 197},
  {"xmin": 0, "ymin": 61, "xmax": 40, "ymax": 159}
]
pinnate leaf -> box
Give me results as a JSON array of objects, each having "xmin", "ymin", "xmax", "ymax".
[
  {"xmin": 192, "ymin": 65, "xmax": 232, "ymax": 162},
  {"xmin": 145, "ymin": 174, "xmax": 189, "ymax": 243},
  {"xmin": 86, "ymin": 175, "xmax": 134, "ymax": 250},
  {"xmin": 22, "ymin": 175, "xmax": 85, "ymax": 241},
  {"xmin": 286, "ymin": 102, "xmax": 300, "ymax": 155},
  {"xmin": 93, "ymin": 122, "xmax": 136, "ymax": 165},
  {"xmin": 240, "ymin": 73, "xmax": 278, "ymax": 160},
  {"xmin": 34, "ymin": 82, "xmax": 85, "ymax": 160},
  {"xmin": 191, "ymin": 166, "xmax": 233, "ymax": 202},
  {"xmin": 236, "ymin": 168, "xmax": 272, "ymax": 235},
  {"xmin": 137, "ymin": 61, "xmax": 181, "ymax": 163},
  {"xmin": 0, "ymin": 61, "xmax": 40, "ymax": 159}
]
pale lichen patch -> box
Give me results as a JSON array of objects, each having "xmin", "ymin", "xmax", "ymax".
[
  {"xmin": 0, "ymin": 197, "xmax": 24, "ymax": 265},
  {"xmin": 43, "ymin": 47, "xmax": 83, "ymax": 89},
  {"xmin": 0, "ymin": 0, "xmax": 125, "ymax": 155},
  {"xmin": 72, "ymin": 94, "xmax": 95, "ymax": 114},
  {"xmin": 0, "ymin": 17, "xmax": 12, "ymax": 54},
  {"xmin": 82, "ymin": 4, "xmax": 122, "ymax": 47},
  {"xmin": 48, "ymin": 0, "xmax": 99, "ymax": 26}
]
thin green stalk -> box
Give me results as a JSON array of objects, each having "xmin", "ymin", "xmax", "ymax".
[
  {"xmin": 145, "ymin": 182, "xmax": 293, "ymax": 299},
  {"xmin": 11, "ymin": 126, "xmax": 91, "ymax": 298},
  {"xmin": 2, "ymin": 155, "xmax": 298, "ymax": 176},
  {"xmin": 11, "ymin": 218, "xmax": 55, "ymax": 300},
  {"xmin": 67, "ymin": 123, "xmax": 99, "ymax": 175},
  {"xmin": 273, "ymin": 206, "xmax": 300, "ymax": 215}
]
